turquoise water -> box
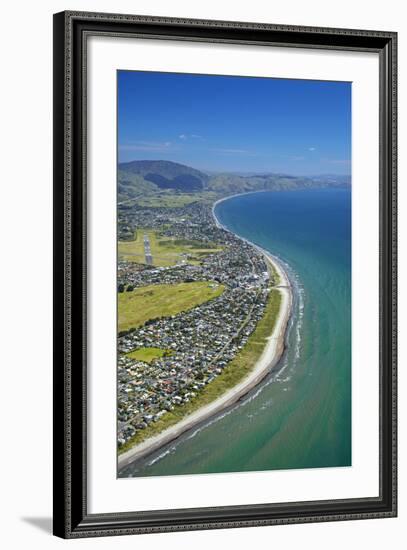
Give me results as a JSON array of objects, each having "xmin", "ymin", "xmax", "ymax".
[{"xmin": 122, "ymin": 188, "xmax": 351, "ymax": 477}]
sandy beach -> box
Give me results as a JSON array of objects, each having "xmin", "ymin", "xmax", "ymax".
[{"xmin": 118, "ymin": 199, "xmax": 293, "ymax": 472}]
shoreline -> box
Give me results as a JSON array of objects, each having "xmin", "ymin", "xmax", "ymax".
[{"xmin": 118, "ymin": 194, "xmax": 293, "ymax": 473}]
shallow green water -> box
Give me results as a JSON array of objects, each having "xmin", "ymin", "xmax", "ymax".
[{"xmin": 121, "ymin": 189, "xmax": 351, "ymax": 477}]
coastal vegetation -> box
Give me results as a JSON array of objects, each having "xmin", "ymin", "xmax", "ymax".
[
  {"xmin": 118, "ymin": 288, "xmax": 281, "ymax": 454},
  {"xmin": 266, "ymin": 257, "xmax": 281, "ymax": 286},
  {"xmin": 118, "ymin": 281, "xmax": 225, "ymax": 332}
]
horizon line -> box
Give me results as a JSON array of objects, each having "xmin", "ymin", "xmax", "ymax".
[{"xmin": 118, "ymin": 158, "xmax": 351, "ymax": 179}]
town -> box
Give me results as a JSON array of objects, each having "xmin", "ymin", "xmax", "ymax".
[{"xmin": 117, "ymin": 200, "xmax": 275, "ymax": 449}]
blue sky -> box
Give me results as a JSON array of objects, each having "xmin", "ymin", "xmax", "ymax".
[{"xmin": 118, "ymin": 70, "xmax": 351, "ymax": 176}]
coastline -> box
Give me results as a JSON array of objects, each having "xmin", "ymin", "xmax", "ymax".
[{"xmin": 118, "ymin": 193, "xmax": 293, "ymax": 472}]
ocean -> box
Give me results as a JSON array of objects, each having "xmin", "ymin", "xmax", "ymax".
[{"xmin": 120, "ymin": 188, "xmax": 352, "ymax": 477}]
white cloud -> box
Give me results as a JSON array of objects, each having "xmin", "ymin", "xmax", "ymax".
[
  {"xmin": 328, "ymin": 159, "xmax": 351, "ymax": 165},
  {"xmin": 211, "ymin": 148, "xmax": 255, "ymax": 155},
  {"xmin": 178, "ymin": 133, "xmax": 204, "ymax": 140},
  {"xmin": 308, "ymin": 147, "xmax": 316, "ymax": 152},
  {"xmin": 119, "ymin": 141, "xmax": 173, "ymax": 152}
]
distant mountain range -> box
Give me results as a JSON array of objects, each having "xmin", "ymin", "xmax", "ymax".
[{"xmin": 118, "ymin": 160, "xmax": 351, "ymax": 200}]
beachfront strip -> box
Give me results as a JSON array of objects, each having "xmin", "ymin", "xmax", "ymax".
[{"xmin": 117, "ymin": 202, "xmax": 277, "ymax": 451}]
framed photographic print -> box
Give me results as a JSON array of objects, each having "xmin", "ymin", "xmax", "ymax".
[{"xmin": 53, "ymin": 11, "xmax": 397, "ymax": 538}]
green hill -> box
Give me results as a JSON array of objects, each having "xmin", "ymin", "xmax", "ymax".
[
  {"xmin": 118, "ymin": 170, "xmax": 158, "ymax": 202},
  {"xmin": 117, "ymin": 160, "xmax": 350, "ymax": 202},
  {"xmin": 119, "ymin": 160, "xmax": 209, "ymax": 192}
]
